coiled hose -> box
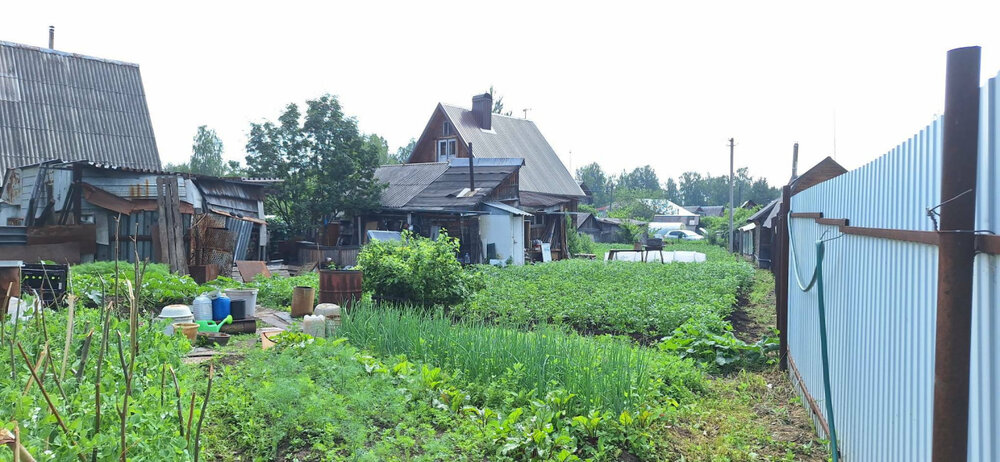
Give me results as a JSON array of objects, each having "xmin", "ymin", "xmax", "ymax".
[{"xmin": 787, "ymin": 217, "xmax": 839, "ymax": 462}]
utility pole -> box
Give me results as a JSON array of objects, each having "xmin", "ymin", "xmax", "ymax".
[{"xmin": 728, "ymin": 138, "xmax": 735, "ymax": 253}]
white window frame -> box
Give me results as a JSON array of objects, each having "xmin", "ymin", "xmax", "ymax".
[
  {"xmin": 442, "ymin": 121, "xmax": 453, "ymax": 136},
  {"xmin": 437, "ymin": 138, "xmax": 457, "ymax": 162}
]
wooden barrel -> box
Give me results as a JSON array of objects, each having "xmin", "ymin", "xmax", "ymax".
[{"xmin": 319, "ymin": 270, "xmax": 363, "ymax": 307}]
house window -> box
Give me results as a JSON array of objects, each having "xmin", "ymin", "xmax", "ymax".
[
  {"xmin": 437, "ymin": 139, "xmax": 457, "ymax": 162},
  {"xmin": 442, "ymin": 121, "xmax": 453, "ymax": 136}
]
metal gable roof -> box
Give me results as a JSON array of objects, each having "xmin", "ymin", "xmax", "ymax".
[
  {"xmin": 440, "ymin": 104, "xmax": 584, "ymax": 198},
  {"xmin": 0, "ymin": 41, "xmax": 161, "ymax": 182}
]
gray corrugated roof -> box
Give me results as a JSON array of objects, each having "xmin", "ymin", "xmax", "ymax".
[
  {"xmin": 0, "ymin": 41, "xmax": 161, "ymax": 181},
  {"xmin": 374, "ymin": 162, "xmax": 450, "ymax": 208},
  {"xmin": 440, "ymin": 104, "xmax": 584, "ymax": 198},
  {"xmin": 405, "ymin": 164, "xmax": 519, "ymax": 210}
]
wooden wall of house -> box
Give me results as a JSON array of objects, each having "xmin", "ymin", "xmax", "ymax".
[{"xmin": 409, "ymin": 109, "xmax": 469, "ymax": 163}]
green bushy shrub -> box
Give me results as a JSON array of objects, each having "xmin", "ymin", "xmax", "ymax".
[
  {"xmin": 566, "ymin": 215, "xmax": 597, "ymax": 256},
  {"xmin": 355, "ymin": 230, "xmax": 482, "ymax": 306}
]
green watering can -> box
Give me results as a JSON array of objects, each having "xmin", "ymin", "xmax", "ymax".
[{"xmin": 195, "ymin": 315, "xmax": 232, "ymax": 333}]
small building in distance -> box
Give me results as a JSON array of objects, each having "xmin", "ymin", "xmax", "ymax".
[
  {"xmin": 738, "ymin": 156, "xmax": 848, "ymax": 269},
  {"xmin": 576, "ymin": 213, "xmax": 648, "ymax": 243}
]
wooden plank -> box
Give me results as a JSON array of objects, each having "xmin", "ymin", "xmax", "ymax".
[
  {"xmin": 155, "ymin": 178, "xmax": 172, "ymax": 270},
  {"xmin": 26, "ymin": 225, "xmax": 97, "ymax": 255},
  {"xmin": 841, "ymin": 226, "xmax": 939, "ymax": 246},
  {"xmin": 235, "ymin": 260, "xmax": 271, "ymax": 282},
  {"xmin": 816, "ymin": 218, "xmax": 849, "ymax": 227},
  {"xmin": 789, "ymin": 212, "xmax": 823, "ymax": 219},
  {"xmin": 81, "ymin": 182, "xmax": 132, "ymax": 215},
  {"xmin": 1, "ymin": 243, "xmax": 81, "ymax": 264}
]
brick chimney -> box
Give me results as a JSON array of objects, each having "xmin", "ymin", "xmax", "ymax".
[{"xmin": 471, "ymin": 93, "xmax": 492, "ymax": 130}]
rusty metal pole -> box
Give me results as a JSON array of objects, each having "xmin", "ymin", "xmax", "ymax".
[{"xmin": 932, "ymin": 45, "xmax": 980, "ymax": 462}]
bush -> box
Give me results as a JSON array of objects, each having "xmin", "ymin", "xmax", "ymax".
[
  {"xmin": 566, "ymin": 215, "xmax": 596, "ymax": 256},
  {"xmin": 657, "ymin": 316, "xmax": 778, "ymax": 372},
  {"xmin": 355, "ymin": 230, "xmax": 481, "ymax": 306}
]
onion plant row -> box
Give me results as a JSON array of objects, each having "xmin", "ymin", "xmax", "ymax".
[{"xmin": 338, "ymin": 302, "xmax": 701, "ymax": 415}]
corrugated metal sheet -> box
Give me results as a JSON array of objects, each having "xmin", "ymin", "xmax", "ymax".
[
  {"xmin": 374, "ymin": 162, "xmax": 449, "ymax": 208},
  {"xmin": 0, "ymin": 41, "xmax": 161, "ymax": 181},
  {"xmin": 441, "ymin": 104, "xmax": 585, "ymax": 198},
  {"xmin": 197, "ymin": 178, "xmax": 265, "ymax": 217},
  {"xmin": 786, "ymin": 70, "xmax": 1000, "ymax": 461}
]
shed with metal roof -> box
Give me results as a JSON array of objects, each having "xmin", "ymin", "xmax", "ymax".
[{"xmin": 0, "ymin": 40, "xmax": 162, "ymax": 183}]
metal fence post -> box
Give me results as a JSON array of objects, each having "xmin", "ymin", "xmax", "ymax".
[{"xmin": 932, "ymin": 45, "xmax": 981, "ymax": 462}]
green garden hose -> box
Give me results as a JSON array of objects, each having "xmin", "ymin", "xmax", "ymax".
[{"xmin": 787, "ymin": 219, "xmax": 840, "ymax": 462}]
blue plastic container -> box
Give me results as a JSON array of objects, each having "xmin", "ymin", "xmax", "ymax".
[{"xmin": 212, "ymin": 293, "xmax": 231, "ymax": 322}]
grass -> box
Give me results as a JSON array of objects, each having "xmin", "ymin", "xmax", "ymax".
[
  {"xmin": 661, "ymin": 369, "xmax": 828, "ymax": 461},
  {"xmin": 455, "ymin": 242, "xmax": 755, "ymax": 341},
  {"xmin": 338, "ymin": 302, "xmax": 705, "ymax": 416}
]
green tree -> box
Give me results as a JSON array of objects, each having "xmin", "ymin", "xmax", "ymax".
[
  {"xmin": 189, "ymin": 126, "xmax": 226, "ymax": 176},
  {"xmin": 245, "ymin": 94, "xmax": 385, "ymax": 237},
  {"xmin": 394, "ymin": 138, "xmax": 417, "ymax": 164},
  {"xmin": 617, "ymin": 165, "xmax": 661, "ymax": 193},
  {"xmin": 488, "ymin": 85, "xmax": 512, "ymax": 116},
  {"xmin": 664, "ymin": 178, "xmax": 679, "ymax": 201},
  {"xmin": 575, "ymin": 162, "xmax": 612, "ymax": 207},
  {"xmin": 678, "ymin": 172, "xmax": 705, "ymax": 205}
]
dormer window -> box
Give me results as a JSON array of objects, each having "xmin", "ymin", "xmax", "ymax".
[
  {"xmin": 437, "ymin": 139, "xmax": 457, "ymax": 162},
  {"xmin": 442, "ymin": 121, "xmax": 453, "ymax": 136}
]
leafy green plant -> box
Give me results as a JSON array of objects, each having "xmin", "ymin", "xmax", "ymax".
[
  {"xmin": 565, "ymin": 215, "xmax": 596, "ymax": 256},
  {"xmin": 0, "ymin": 306, "xmax": 205, "ymax": 460},
  {"xmin": 658, "ymin": 317, "xmax": 779, "ymax": 372},
  {"xmin": 356, "ymin": 230, "xmax": 482, "ymax": 306},
  {"xmin": 246, "ymin": 272, "xmax": 319, "ymax": 310},
  {"xmin": 455, "ymin": 242, "xmax": 755, "ymax": 340}
]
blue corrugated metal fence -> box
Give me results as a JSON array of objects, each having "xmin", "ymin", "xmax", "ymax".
[{"xmin": 786, "ymin": 71, "xmax": 1000, "ymax": 461}]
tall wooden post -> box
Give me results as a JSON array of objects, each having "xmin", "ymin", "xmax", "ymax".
[{"xmin": 775, "ymin": 185, "xmax": 791, "ymax": 370}]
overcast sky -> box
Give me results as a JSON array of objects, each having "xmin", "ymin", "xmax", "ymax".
[{"xmin": 4, "ymin": 1, "xmax": 1000, "ymax": 185}]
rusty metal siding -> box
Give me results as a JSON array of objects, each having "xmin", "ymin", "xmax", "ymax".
[
  {"xmin": 0, "ymin": 41, "xmax": 161, "ymax": 181},
  {"xmin": 786, "ymin": 71, "xmax": 1000, "ymax": 461}
]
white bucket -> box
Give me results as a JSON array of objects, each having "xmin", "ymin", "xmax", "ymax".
[{"xmin": 224, "ymin": 289, "xmax": 258, "ymax": 318}]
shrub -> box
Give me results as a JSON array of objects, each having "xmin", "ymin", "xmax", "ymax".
[
  {"xmin": 566, "ymin": 215, "xmax": 596, "ymax": 256},
  {"xmin": 657, "ymin": 316, "xmax": 778, "ymax": 372},
  {"xmin": 355, "ymin": 230, "xmax": 481, "ymax": 306}
]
